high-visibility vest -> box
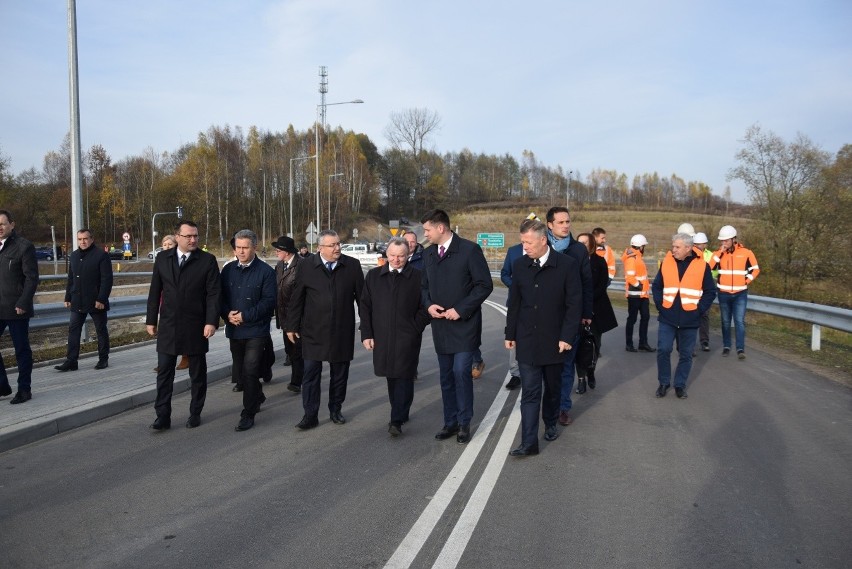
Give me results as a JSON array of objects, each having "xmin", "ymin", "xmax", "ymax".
[
  {"xmin": 710, "ymin": 243, "xmax": 759, "ymax": 294},
  {"xmin": 596, "ymin": 244, "xmax": 616, "ymax": 279},
  {"xmin": 701, "ymin": 248, "xmax": 719, "ymax": 279},
  {"xmin": 622, "ymin": 248, "xmax": 649, "ymax": 299},
  {"xmin": 660, "ymin": 253, "xmax": 706, "ymax": 310}
]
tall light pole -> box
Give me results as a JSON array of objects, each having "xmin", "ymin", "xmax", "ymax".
[
  {"xmin": 315, "ymin": 99, "xmax": 363, "ymax": 231},
  {"xmin": 566, "ymin": 170, "xmax": 573, "ymax": 210},
  {"xmin": 289, "ymin": 154, "xmax": 315, "ymax": 238},
  {"xmin": 260, "ymin": 168, "xmax": 267, "ymax": 249},
  {"xmin": 328, "ymin": 173, "xmax": 343, "ymax": 231}
]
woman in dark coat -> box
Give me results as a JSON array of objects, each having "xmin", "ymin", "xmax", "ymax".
[
  {"xmin": 360, "ymin": 238, "xmax": 431, "ymax": 436},
  {"xmin": 576, "ymin": 233, "xmax": 618, "ymax": 392}
]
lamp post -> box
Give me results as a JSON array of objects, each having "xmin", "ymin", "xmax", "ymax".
[
  {"xmin": 566, "ymin": 170, "xmax": 573, "ymax": 210},
  {"xmin": 328, "ymin": 173, "xmax": 343, "ymax": 231},
  {"xmin": 260, "ymin": 168, "xmax": 267, "ymax": 249},
  {"xmin": 315, "ymin": 99, "xmax": 363, "ymax": 230},
  {"xmin": 289, "ymin": 155, "xmax": 316, "ymax": 238}
]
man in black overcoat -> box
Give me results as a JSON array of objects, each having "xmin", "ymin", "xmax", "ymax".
[
  {"xmin": 145, "ymin": 220, "xmax": 220, "ymax": 430},
  {"xmin": 273, "ymin": 235, "xmax": 303, "ymax": 392},
  {"xmin": 55, "ymin": 228, "xmax": 113, "ymax": 372},
  {"xmin": 360, "ymin": 237, "xmax": 431, "ymax": 437},
  {"xmin": 420, "ymin": 209, "xmax": 493, "ymax": 445},
  {"xmin": 286, "ymin": 229, "xmax": 364, "ymax": 430},
  {"xmin": 505, "ymin": 219, "xmax": 582, "ymax": 456}
]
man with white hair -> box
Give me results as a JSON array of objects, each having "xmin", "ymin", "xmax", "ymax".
[{"xmin": 651, "ymin": 233, "xmax": 716, "ymax": 399}]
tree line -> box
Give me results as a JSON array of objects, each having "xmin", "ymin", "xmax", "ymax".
[{"xmin": 1, "ymin": 108, "xmax": 735, "ymax": 250}]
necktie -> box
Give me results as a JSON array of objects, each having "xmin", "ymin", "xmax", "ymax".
[
  {"xmin": 439, "ymin": 245, "xmax": 445, "ymax": 258},
  {"xmin": 179, "ymin": 254, "xmax": 187, "ymax": 268},
  {"xmin": 533, "ymin": 258, "xmax": 541, "ymax": 269},
  {"xmin": 326, "ymin": 261, "xmax": 334, "ymax": 273},
  {"xmin": 283, "ymin": 262, "xmax": 289, "ymax": 271}
]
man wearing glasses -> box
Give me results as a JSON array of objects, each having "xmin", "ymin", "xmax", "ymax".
[
  {"xmin": 286, "ymin": 229, "xmax": 364, "ymax": 430},
  {"xmin": 145, "ymin": 220, "xmax": 221, "ymax": 430}
]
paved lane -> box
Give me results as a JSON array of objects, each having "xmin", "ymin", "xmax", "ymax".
[{"xmin": 1, "ymin": 289, "xmax": 849, "ymax": 568}]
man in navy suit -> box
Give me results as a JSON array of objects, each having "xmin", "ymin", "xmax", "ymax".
[
  {"xmin": 421, "ymin": 209, "xmax": 493, "ymax": 445},
  {"xmin": 505, "ymin": 218, "xmax": 582, "ymax": 456}
]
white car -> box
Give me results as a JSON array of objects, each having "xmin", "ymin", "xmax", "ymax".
[
  {"xmin": 147, "ymin": 247, "xmax": 165, "ymax": 259},
  {"xmin": 340, "ymin": 243, "xmax": 381, "ymax": 265}
]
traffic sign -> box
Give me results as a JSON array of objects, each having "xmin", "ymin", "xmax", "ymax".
[
  {"xmin": 476, "ymin": 232, "xmax": 505, "ymax": 248},
  {"xmin": 306, "ymin": 221, "xmax": 318, "ymax": 245}
]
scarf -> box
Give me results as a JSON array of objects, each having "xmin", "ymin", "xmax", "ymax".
[{"xmin": 547, "ymin": 231, "xmax": 573, "ymax": 254}]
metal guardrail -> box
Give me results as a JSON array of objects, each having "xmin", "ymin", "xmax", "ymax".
[
  {"xmin": 31, "ymin": 273, "xmax": 852, "ymax": 351},
  {"xmin": 488, "ymin": 273, "xmax": 851, "ymax": 351}
]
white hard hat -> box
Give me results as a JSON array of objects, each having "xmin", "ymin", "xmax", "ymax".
[
  {"xmin": 677, "ymin": 223, "xmax": 696, "ymax": 236},
  {"xmin": 693, "ymin": 232, "xmax": 708, "ymax": 244},
  {"xmin": 717, "ymin": 225, "xmax": 737, "ymax": 240},
  {"xmin": 630, "ymin": 234, "xmax": 648, "ymax": 247}
]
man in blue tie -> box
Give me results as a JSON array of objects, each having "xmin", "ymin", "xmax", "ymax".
[{"xmin": 286, "ymin": 230, "xmax": 364, "ymax": 430}]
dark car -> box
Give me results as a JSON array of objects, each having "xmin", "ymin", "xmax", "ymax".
[
  {"xmin": 35, "ymin": 247, "xmax": 55, "ymax": 261},
  {"xmin": 109, "ymin": 249, "xmax": 135, "ymax": 261}
]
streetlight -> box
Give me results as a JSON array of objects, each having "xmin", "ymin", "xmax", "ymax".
[
  {"xmin": 259, "ymin": 168, "xmax": 267, "ymax": 249},
  {"xmin": 328, "ymin": 173, "xmax": 343, "ymax": 231},
  {"xmin": 290, "ymin": 155, "xmax": 316, "ymax": 238},
  {"xmin": 315, "ymin": 99, "xmax": 363, "ymax": 230},
  {"xmin": 566, "ymin": 170, "xmax": 573, "ymax": 210}
]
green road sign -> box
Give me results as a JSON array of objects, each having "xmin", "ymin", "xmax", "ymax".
[{"xmin": 476, "ymin": 232, "xmax": 505, "ymax": 248}]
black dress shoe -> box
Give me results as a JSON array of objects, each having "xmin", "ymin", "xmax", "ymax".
[
  {"xmin": 150, "ymin": 417, "xmax": 171, "ymax": 430},
  {"xmin": 388, "ymin": 423, "xmax": 402, "ymax": 437},
  {"xmin": 54, "ymin": 360, "xmax": 78, "ymax": 372},
  {"xmin": 286, "ymin": 383, "xmax": 301, "ymax": 393},
  {"xmin": 626, "ymin": 345, "xmax": 638, "ymax": 352},
  {"xmin": 94, "ymin": 359, "xmax": 109, "ymax": 370},
  {"xmin": 296, "ymin": 415, "xmax": 319, "ymax": 430},
  {"xmin": 0, "ymin": 384, "xmax": 12, "ymax": 397},
  {"xmin": 504, "ymin": 375, "xmax": 521, "ymax": 390},
  {"xmin": 232, "ymin": 384, "xmax": 243, "ymax": 392},
  {"xmin": 10, "ymin": 390, "xmax": 32, "ymax": 404},
  {"xmin": 638, "ymin": 344, "xmax": 656, "ymax": 352},
  {"xmin": 675, "ymin": 387, "xmax": 688, "ymax": 399},
  {"xmin": 185, "ymin": 415, "xmax": 201, "ymax": 428},
  {"xmin": 509, "ymin": 444, "xmax": 539, "ymax": 457},
  {"xmin": 576, "ymin": 378, "xmax": 587, "ymax": 394},
  {"xmin": 587, "ymin": 370, "xmax": 596, "ymax": 389},
  {"xmin": 544, "ymin": 425, "xmax": 559, "ymax": 441},
  {"xmin": 655, "ymin": 384, "xmax": 670, "ymax": 398},
  {"xmin": 236, "ymin": 416, "xmax": 254, "ymax": 431},
  {"xmin": 435, "ymin": 424, "xmax": 460, "ymax": 440},
  {"xmin": 262, "ymin": 369, "xmax": 272, "ymax": 383},
  {"xmin": 457, "ymin": 424, "xmax": 471, "ymax": 444},
  {"xmin": 330, "ymin": 410, "xmax": 346, "ymax": 424}
]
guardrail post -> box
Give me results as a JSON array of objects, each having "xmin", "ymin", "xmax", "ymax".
[{"xmin": 811, "ymin": 324, "xmax": 821, "ymax": 351}]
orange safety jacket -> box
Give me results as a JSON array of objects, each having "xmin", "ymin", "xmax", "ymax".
[
  {"xmin": 621, "ymin": 247, "xmax": 649, "ymax": 299},
  {"xmin": 596, "ymin": 244, "xmax": 616, "ymax": 279},
  {"xmin": 660, "ymin": 253, "xmax": 706, "ymax": 310},
  {"xmin": 709, "ymin": 243, "xmax": 759, "ymax": 294}
]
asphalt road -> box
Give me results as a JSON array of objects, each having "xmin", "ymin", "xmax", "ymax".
[{"xmin": 1, "ymin": 288, "xmax": 850, "ymax": 569}]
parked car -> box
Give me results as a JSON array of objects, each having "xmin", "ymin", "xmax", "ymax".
[
  {"xmin": 35, "ymin": 247, "xmax": 54, "ymax": 261},
  {"xmin": 109, "ymin": 249, "xmax": 135, "ymax": 261},
  {"xmin": 147, "ymin": 247, "xmax": 165, "ymax": 259}
]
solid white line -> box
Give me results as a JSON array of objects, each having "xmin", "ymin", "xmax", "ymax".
[
  {"xmin": 383, "ymin": 301, "xmax": 511, "ymax": 569},
  {"xmin": 430, "ymin": 397, "xmax": 521, "ymax": 569}
]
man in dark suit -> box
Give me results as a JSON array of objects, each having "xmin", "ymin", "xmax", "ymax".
[
  {"xmin": 55, "ymin": 228, "xmax": 113, "ymax": 372},
  {"xmin": 360, "ymin": 237, "xmax": 431, "ymax": 437},
  {"xmin": 273, "ymin": 235, "xmax": 303, "ymax": 392},
  {"xmin": 505, "ymin": 218, "xmax": 582, "ymax": 456},
  {"xmin": 420, "ymin": 209, "xmax": 493, "ymax": 445},
  {"xmin": 286, "ymin": 229, "xmax": 364, "ymax": 430},
  {"xmin": 145, "ymin": 220, "xmax": 220, "ymax": 430},
  {"xmin": 0, "ymin": 210, "xmax": 39, "ymax": 404}
]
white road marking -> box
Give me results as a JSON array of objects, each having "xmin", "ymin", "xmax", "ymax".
[{"xmin": 383, "ymin": 299, "xmax": 518, "ymax": 569}]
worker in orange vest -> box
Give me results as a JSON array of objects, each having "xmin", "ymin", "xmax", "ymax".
[
  {"xmin": 651, "ymin": 232, "xmax": 717, "ymax": 398},
  {"xmin": 708, "ymin": 225, "xmax": 759, "ymax": 359},
  {"xmin": 622, "ymin": 235, "xmax": 654, "ymax": 352},
  {"xmin": 592, "ymin": 227, "xmax": 616, "ymax": 283}
]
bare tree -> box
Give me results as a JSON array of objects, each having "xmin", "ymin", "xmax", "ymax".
[{"xmin": 384, "ymin": 108, "xmax": 441, "ymax": 159}]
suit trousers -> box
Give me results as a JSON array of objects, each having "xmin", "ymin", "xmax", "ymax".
[
  {"xmin": 283, "ymin": 331, "xmax": 304, "ymax": 387},
  {"xmin": 66, "ymin": 310, "xmax": 110, "ymax": 362},
  {"xmin": 437, "ymin": 351, "xmax": 474, "ymax": 427},
  {"xmin": 387, "ymin": 377, "xmax": 414, "ymax": 426},
  {"xmin": 155, "ymin": 352, "xmax": 208, "ymax": 419},
  {"xmin": 626, "ymin": 297, "xmax": 650, "ymax": 347},
  {"xmin": 519, "ymin": 362, "xmax": 563, "ymax": 447},
  {"xmin": 229, "ymin": 336, "xmax": 266, "ymax": 418},
  {"xmin": 0, "ymin": 319, "xmax": 33, "ymax": 391},
  {"xmin": 302, "ymin": 359, "xmax": 350, "ymax": 418}
]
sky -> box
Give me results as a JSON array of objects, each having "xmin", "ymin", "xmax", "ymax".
[{"xmin": 2, "ymin": 0, "xmax": 851, "ymax": 203}]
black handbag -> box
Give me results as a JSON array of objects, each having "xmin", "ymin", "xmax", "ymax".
[{"xmin": 575, "ymin": 325, "xmax": 597, "ymax": 371}]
